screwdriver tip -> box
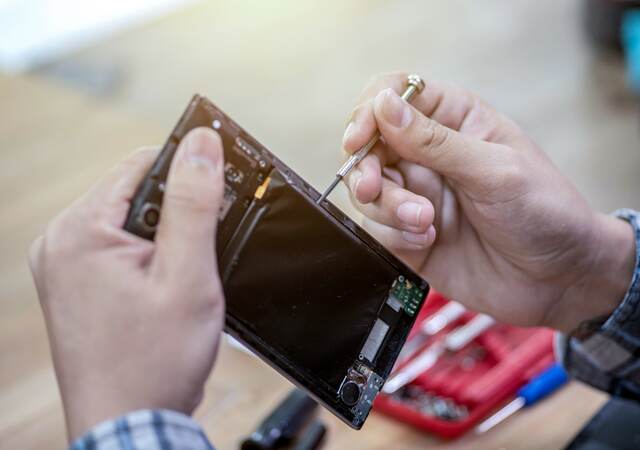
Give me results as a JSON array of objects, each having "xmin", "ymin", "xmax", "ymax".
[{"xmin": 317, "ymin": 176, "xmax": 341, "ymax": 204}]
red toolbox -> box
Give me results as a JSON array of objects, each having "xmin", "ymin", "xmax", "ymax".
[{"xmin": 374, "ymin": 291, "xmax": 555, "ymax": 438}]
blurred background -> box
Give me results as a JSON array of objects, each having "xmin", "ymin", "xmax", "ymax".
[{"xmin": 1, "ymin": 0, "xmax": 639, "ymax": 449}]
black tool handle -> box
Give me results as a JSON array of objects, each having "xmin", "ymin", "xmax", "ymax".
[
  {"xmin": 241, "ymin": 389, "xmax": 317, "ymax": 450},
  {"xmin": 291, "ymin": 420, "xmax": 327, "ymax": 450}
]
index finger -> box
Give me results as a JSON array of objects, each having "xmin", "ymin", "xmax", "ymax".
[{"xmin": 346, "ymin": 72, "xmax": 522, "ymax": 145}]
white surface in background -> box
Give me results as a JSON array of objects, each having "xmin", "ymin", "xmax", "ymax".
[
  {"xmin": 225, "ymin": 334, "xmax": 257, "ymax": 357},
  {"xmin": 0, "ymin": 0, "xmax": 199, "ymax": 73}
]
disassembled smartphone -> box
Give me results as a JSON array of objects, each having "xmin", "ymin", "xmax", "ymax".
[{"xmin": 124, "ymin": 95, "xmax": 429, "ymax": 429}]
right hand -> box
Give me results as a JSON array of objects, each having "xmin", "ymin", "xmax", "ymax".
[{"xmin": 343, "ymin": 72, "xmax": 635, "ymax": 332}]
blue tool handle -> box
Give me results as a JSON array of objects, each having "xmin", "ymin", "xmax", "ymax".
[
  {"xmin": 622, "ymin": 10, "xmax": 640, "ymax": 93},
  {"xmin": 518, "ymin": 363, "xmax": 568, "ymax": 406}
]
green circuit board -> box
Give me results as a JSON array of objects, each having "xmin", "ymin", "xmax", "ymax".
[{"xmin": 390, "ymin": 276, "xmax": 425, "ymax": 316}]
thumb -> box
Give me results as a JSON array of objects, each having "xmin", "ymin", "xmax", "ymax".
[
  {"xmin": 373, "ymin": 88, "xmax": 513, "ymax": 192},
  {"xmin": 154, "ymin": 127, "xmax": 225, "ymax": 275}
]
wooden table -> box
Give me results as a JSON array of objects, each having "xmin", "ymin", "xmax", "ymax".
[{"xmin": 0, "ymin": 73, "xmax": 608, "ymax": 450}]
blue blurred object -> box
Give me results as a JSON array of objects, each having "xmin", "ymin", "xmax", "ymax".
[
  {"xmin": 622, "ymin": 9, "xmax": 640, "ymax": 92},
  {"xmin": 475, "ymin": 363, "xmax": 569, "ymax": 434},
  {"xmin": 518, "ymin": 363, "xmax": 569, "ymax": 406}
]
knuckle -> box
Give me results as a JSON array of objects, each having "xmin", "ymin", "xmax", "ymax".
[
  {"xmin": 387, "ymin": 187, "xmax": 409, "ymax": 211},
  {"xmin": 35, "ymin": 196, "xmax": 111, "ymax": 265},
  {"xmin": 420, "ymin": 119, "xmax": 450, "ymax": 158},
  {"xmin": 42, "ymin": 207, "xmax": 97, "ymax": 258},
  {"xmin": 77, "ymin": 203, "xmax": 110, "ymax": 237},
  {"xmin": 429, "ymin": 123, "xmax": 450, "ymax": 149}
]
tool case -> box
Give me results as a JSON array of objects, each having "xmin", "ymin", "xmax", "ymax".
[{"xmin": 374, "ymin": 291, "xmax": 555, "ymax": 438}]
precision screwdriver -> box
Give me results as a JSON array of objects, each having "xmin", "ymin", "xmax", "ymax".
[
  {"xmin": 397, "ymin": 301, "xmax": 466, "ymax": 364},
  {"xmin": 316, "ymin": 74, "xmax": 426, "ymax": 204},
  {"xmin": 383, "ymin": 314, "xmax": 496, "ymax": 394},
  {"xmin": 474, "ymin": 363, "xmax": 569, "ymax": 434}
]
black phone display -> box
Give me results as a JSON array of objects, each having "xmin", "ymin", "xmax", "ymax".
[{"xmin": 124, "ymin": 95, "xmax": 429, "ymax": 428}]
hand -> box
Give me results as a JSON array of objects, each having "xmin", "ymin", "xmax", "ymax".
[
  {"xmin": 29, "ymin": 128, "xmax": 226, "ymax": 441},
  {"xmin": 343, "ymin": 72, "xmax": 635, "ymax": 332}
]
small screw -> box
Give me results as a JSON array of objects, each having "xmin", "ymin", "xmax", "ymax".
[{"xmin": 406, "ymin": 74, "xmax": 426, "ymax": 93}]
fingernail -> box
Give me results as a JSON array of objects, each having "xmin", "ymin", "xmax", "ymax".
[
  {"xmin": 402, "ymin": 231, "xmax": 430, "ymax": 245},
  {"xmin": 397, "ymin": 202, "xmax": 423, "ymax": 227},
  {"xmin": 379, "ymin": 88, "xmax": 412, "ymax": 128},
  {"xmin": 182, "ymin": 130, "xmax": 220, "ymax": 169},
  {"xmin": 349, "ymin": 169, "xmax": 362, "ymax": 194},
  {"xmin": 343, "ymin": 121, "xmax": 356, "ymax": 147}
]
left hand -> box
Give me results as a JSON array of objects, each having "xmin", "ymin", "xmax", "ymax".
[{"xmin": 29, "ymin": 128, "xmax": 227, "ymax": 441}]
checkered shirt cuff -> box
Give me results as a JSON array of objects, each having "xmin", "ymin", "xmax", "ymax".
[
  {"xmin": 560, "ymin": 209, "xmax": 640, "ymax": 399},
  {"xmin": 69, "ymin": 409, "xmax": 215, "ymax": 450}
]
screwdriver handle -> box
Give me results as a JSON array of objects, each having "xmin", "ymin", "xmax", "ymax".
[
  {"xmin": 518, "ymin": 363, "xmax": 568, "ymax": 406},
  {"xmin": 336, "ymin": 132, "xmax": 381, "ymax": 177},
  {"xmin": 475, "ymin": 361, "xmax": 568, "ymax": 434},
  {"xmin": 420, "ymin": 301, "xmax": 466, "ymax": 335},
  {"xmin": 445, "ymin": 314, "xmax": 495, "ymax": 352}
]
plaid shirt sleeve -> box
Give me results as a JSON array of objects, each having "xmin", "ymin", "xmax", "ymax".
[
  {"xmin": 559, "ymin": 208, "xmax": 640, "ymax": 400},
  {"xmin": 69, "ymin": 410, "xmax": 215, "ymax": 450}
]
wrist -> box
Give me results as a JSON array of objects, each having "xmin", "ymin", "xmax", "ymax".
[
  {"xmin": 63, "ymin": 392, "xmax": 150, "ymax": 442},
  {"xmin": 554, "ymin": 213, "xmax": 635, "ymax": 332}
]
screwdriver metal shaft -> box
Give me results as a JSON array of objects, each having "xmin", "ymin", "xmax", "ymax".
[{"xmin": 316, "ymin": 74, "xmax": 426, "ymax": 204}]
